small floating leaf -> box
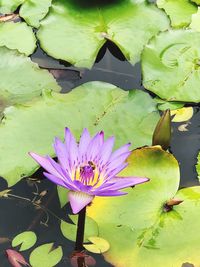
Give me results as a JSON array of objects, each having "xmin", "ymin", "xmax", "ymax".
[
  {"xmin": 178, "ymin": 123, "xmax": 190, "ymax": 132},
  {"xmin": 152, "ymin": 109, "xmax": 171, "ymax": 150},
  {"xmin": 171, "ymin": 107, "xmax": 193, "ymax": 122},
  {"xmin": 83, "ymin": 237, "xmax": 110, "ymax": 254},
  {"xmin": 60, "ymin": 215, "xmax": 98, "ymax": 242},
  {"xmin": 12, "ymin": 231, "xmax": 37, "ymax": 251},
  {"xmin": 29, "ymin": 243, "xmax": 63, "ymax": 267}
]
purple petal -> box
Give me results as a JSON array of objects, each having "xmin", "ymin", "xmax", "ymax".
[
  {"xmin": 110, "ymin": 143, "xmax": 131, "ymax": 161},
  {"xmin": 99, "ymin": 136, "xmax": 115, "ymax": 167},
  {"xmin": 104, "ymin": 162, "xmax": 128, "ymax": 180},
  {"xmin": 92, "ymin": 182, "xmax": 116, "ymax": 191},
  {"xmin": 97, "ymin": 177, "xmax": 149, "ymax": 191},
  {"xmin": 29, "ymin": 152, "xmax": 65, "ymax": 180},
  {"xmin": 46, "ymin": 156, "xmax": 68, "ymax": 177},
  {"xmin": 86, "ymin": 131, "xmax": 104, "ymax": 162},
  {"xmin": 46, "ymin": 155, "xmax": 76, "ymax": 185},
  {"xmin": 95, "ymin": 190, "xmax": 127, "ymax": 196},
  {"xmin": 106, "ymin": 151, "xmax": 131, "ymax": 170},
  {"xmin": 78, "ymin": 128, "xmax": 91, "ymax": 161},
  {"xmin": 103, "ymin": 151, "xmax": 131, "ymax": 179},
  {"xmin": 43, "ymin": 172, "xmax": 74, "ymax": 190},
  {"xmin": 65, "ymin": 128, "xmax": 78, "ymax": 168},
  {"xmin": 53, "ymin": 137, "xmax": 71, "ymax": 172},
  {"xmin": 68, "ymin": 191, "xmax": 94, "ymax": 214},
  {"xmin": 65, "ymin": 128, "xmax": 73, "ymax": 149},
  {"xmin": 73, "ymin": 180, "xmax": 93, "ymax": 192}
]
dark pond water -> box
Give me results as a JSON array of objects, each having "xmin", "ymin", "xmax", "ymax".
[{"xmin": 0, "ymin": 41, "xmax": 199, "ymax": 267}]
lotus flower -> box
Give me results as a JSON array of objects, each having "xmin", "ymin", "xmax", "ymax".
[{"xmin": 29, "ymin": 128, "xmax": 149, "ymax": 214}]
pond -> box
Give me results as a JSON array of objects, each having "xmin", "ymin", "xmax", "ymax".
[{"xmin": 0, "ymin": 1, "xmax": 200, "ymax": 267}]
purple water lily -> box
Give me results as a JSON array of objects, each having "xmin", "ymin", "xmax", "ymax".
[{"xmin": 29, "ymin": 128, "xmax": 149, "ymax": 214}]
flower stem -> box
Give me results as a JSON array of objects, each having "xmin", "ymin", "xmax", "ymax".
[
  {"xmin": 75, "ymin": 207, "xmax": 86, "ymax": 251},
  {"xmin": 77, "ymin": 257, "xmax": 87, "ymax": 267}
]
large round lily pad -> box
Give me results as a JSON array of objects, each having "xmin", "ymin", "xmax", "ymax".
[
  {"xmin": 88, "ymin": 146, "xmax": 200, "ymax": 267},
  {"xmin": 0, "ymin": 46, "xmax": 60, "ymax": 105},
  {"xmin": 142, "ymin": 29, "xmax": 200, "ymax": 102},
  {"xmin": 0, "ymin": 81, "xmax": 159, "ymax": 186},
  {"xmin": 157, "ymin": 0, "xmax": 197, "ymax": 28},
  {"xmin": 0, "ymin": 22, "xmax": 36, "ymax": 55},
  {"xmin": 37, "ymin": 0, "xmax": 169, "ymax": 68}
]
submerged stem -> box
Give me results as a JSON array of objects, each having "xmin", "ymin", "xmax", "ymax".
[{"xmin": 75, "ymin": 207, "xmax": 86, "ymax": 251}]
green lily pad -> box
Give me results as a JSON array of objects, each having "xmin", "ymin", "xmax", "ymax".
[
  {"xmin": 190, "ymin": 7, "xmax": 200, "ymax": 31},
  {"xmin": 88, "ymin": 146, "xmax": 180, "ymax": 228},
  {"xmin": 196, "ymin": 152, "xmax": 200, "ymax": 182},
  {"xmin": 0, "ymin": 22, "xmax": 36, "ymax": 55},
  {"xmin": 157, "ymin": 0, "xmax": 197, "ymax": 28},
  {"xmin": 87, "ymin": 147, "xmax": 200, "ymax": 267},
  {"xmin": 155, "ymin": 97, "xmax": 185, "ymax": 111},
  {"xmin": 191, "ymin": 0, "xmax": 200, "ymax": 4},
  {"xmin": 0, "ymin": 81, "xmax": 159, "ymax": 187},
  {"xmin": 0, "ymin": 0, "xmax": 52, "ymax": 28},
  {"xmin": 37, "ymin": 0, "xmax": 169, "ymax": 68},
  {"xmin": 0, "ymin": 46, "xmax": 60, "ymax": 105},
  {"xmin": 57, "ymin": 186, "xmax": 68, "ymax": 208},
  {"xmin": 29, "ymin": 243, "xmax": 63, "ymax": 267},
  {"xmin": 171, "ymin": 107, "xmax": 193, "ymax": 122},
  {"xmin": 83, "ymin": 237, "xmax": 110, "ymax": 254},
  {"xmin": 60, "ymin": 215, "xmax": 99, "ymax": 242},
  {"xmin": 142, "ymin": 29, "xmax": 200, "ymax": 103},
  {"xmin": 12, "ymin": 231, "xmax": 37, "ymax": 251},
  {"xmin": 20, "ymin": 0, "xmax": 53, "ymax": 28},
  {"xmin": 0, "ymin": 0, "xmax": 25, "ymax": 14}
]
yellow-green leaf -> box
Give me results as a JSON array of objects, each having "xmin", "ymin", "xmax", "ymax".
[
  {"xmin": 171, "ymin": 107, "xmax": 193, "ymax": 122},
  {"xmin": 84, "ymin": 237, "xmax": 110, "ymax": 254},
  {"xmin": 12, "ymin": 231, "xmax": 37, "ymax": 251},
  {"xmin": 29, "ymin": 243, "xmax": 63, "ymax": 267}
]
